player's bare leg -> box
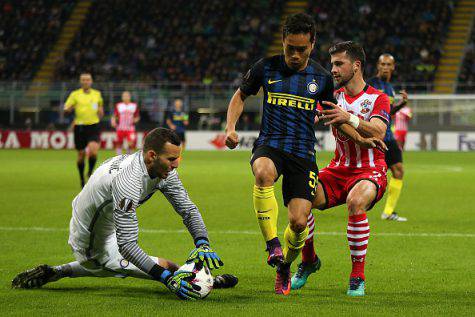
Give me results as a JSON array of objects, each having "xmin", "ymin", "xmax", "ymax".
[
  {"xmin": 291, "ymin": 183, "xmax": 326, "ymax": 289},
  {"xmin": 382, "ymin": 162, "xmax": 407, "ymax": 221},
  {"xmin": 86, "ymin": 141, "xmax": 100, "ymax": 179},
  {"xmin": 77, "ymin": 149, "xmax": 86, "ymax": 187},
  {"xmin": 252, "ymin": 157, "xmax": 282, "ymax": 267},
  {"xmin": 345, "ymin": 180, "xmax": 377, "ymax": 296}
]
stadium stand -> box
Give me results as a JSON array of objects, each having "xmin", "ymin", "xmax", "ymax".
[
  {"xmin": 0, "ymin": 0, "xmax": 75, "ymax": 80},
  {"xmin": 458, "ymin": 24, "xmax": 475, "ymax": 93},
  {"xmin": 55, "ymin": 0, "xmax": 285, "ymax": 82},
  {"xmin": 308, "ymin": 0, "xmax": 455, "ymax": 89}
]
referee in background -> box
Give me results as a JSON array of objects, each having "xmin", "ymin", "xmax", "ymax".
[{"xmin": 64, "ymin": 72, "xmax": 104, "ymax": 188}]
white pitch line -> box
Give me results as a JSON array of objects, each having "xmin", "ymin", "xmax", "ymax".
[{"xmin": 0, "ymin": 226, "xmax": 474, "ymax": 238}]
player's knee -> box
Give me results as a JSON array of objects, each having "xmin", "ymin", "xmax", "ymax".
[
  {"xmin": 288, "ymin": 214, "xmax": 308, "ymax": 233},
  {"xmin": 393, "ymin": 165, "xmax": 404, "ymax": 179},
  {"xmin": 253, "ymin": 167, "xmax": 275, "ymax": 186},
  {"xmin": 346, "ymin": 196, "xmax": 366, "ymax": 215}
]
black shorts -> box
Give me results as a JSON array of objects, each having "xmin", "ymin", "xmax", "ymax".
[
  {"xmin": 176, "ymin": 131, "xmax": 186, "ymax": 142},
  {"xmin": 385, "ymin": 138, "xmax": 403, "ymax": 167},
  {"xmin": 250, "ymin": 145, "xmax": 318, "ymax": 206},
  {"xmin": 74, "ymin": 124, "xmax": 100, "ymax": 150}
]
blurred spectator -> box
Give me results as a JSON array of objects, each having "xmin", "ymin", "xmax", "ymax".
[
  {"xmin": 56, "ymin": 0, "xmax": 285, "ymax": 83},
  {"xmin": 0, "ymin": 1, "xmax": 75, "ymax": 80},
  {"xmin": 458, "ymin": 26, "xmax": 475, "ymax": 93},
  {"xmin": 309, "ymin": 0, "xmax": 454, "ymax": 90}
]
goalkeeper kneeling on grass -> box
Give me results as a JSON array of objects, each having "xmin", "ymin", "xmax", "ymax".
[{"xmin": 11, "ymin": 128, "xmax": 237, "ymax": 300}]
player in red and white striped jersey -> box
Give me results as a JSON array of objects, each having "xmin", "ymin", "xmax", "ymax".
[
  {"xmin": 394, "ymin": 106, "xmax": 412, "ymax": 149},
  {"xmin": 291, "ymin": 42, "xmax": 390, "ymax": 296},
  {"xmin": 111, "ymin": 91, "xmax": 140, "ymax": 155}
]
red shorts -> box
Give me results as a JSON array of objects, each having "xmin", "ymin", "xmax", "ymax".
[
  {"xmin": 318, "ymin": 165, "xmax": 387, "ymax": 210},
  {"xmin": 394, "ymin": 130, "xmax": 407, "ymax": 144},
  {"xmin": 116, "ymin": 130, "xmax": 136, "ymax": 145}
]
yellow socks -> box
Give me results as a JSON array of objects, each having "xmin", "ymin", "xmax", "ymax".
[
  {"xmin": 283, "ymin": 224, "xmax": 309, "ymax": 264},
  {"xmin": 383, "ymin": 178, "xmax": 403, "ymax": 215},
  {"xmin": 253, "ymin": 185, "xmax": 279, "ymax": 242}
]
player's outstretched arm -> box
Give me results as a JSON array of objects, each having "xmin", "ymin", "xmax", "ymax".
[
  {"xmin": 160, "ymin": 170, "xmax": 223, "ymax": 269},
  {"xmin": 225, "ymin": 88, "xmax": 247, "ymax": 149},
  {"xmin": 321, "ymin": 100, "xmax": 387, "ymax": 140}
]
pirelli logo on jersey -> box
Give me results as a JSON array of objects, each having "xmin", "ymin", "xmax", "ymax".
[{"xmin": 267, "ymin": 92, "xmax": 315, "ymax": 111}]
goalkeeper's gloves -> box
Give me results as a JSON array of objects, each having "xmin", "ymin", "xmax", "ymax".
[
  {"xmin": 187, "ymin": 238, "xmax": 224, "ymax": 270},
  {"xmin": 151, "ymin": 266, "xmax": 201, "ymax": 300}
]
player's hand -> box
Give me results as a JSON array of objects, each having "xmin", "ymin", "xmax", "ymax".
[
  {"xmin": 314, "ymin": 110, "xmax": 323, "ymax": 124},
  {"xmin": 187, "ymin": 239, "xmax": 224, "ymax": 270},
  {"xmin": 162, "ymin": 270, "xmax": 201, "ymax": 300},
  {"xmin": 357, "ymin": 137, "xmax": 388, "ymax": 151},
  {"xmin": 225, "ymin": 130, "xmax": 239, "ymax": 149},
  {"xmin": 321, "ymin": 101, "xmax": 351, "ymax": 126},
  {"xmin": 399, "ymin": 90, "xmax": 408, "ymax": 105}
]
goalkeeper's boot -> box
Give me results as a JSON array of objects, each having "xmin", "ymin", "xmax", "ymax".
[
  {"xmin": 11, "ymin": 264, "xmax": 61, "ymax": 289},
  {"xmin": 291, "ymin": 256, "xmax": 322, "ymax": 290},
  {"xmin": 381, "ymin": 212, "xmax": 407, "ymax": 222},
  {"xmin": 213, "ymin": 274, "xmax": 239, "ymax": 289},
  {"xmin": 275, "ymin": 263, "xmax": 291, "ymax": 295},
  {"xmin": 266, "ymin": 245, "xmax": 284, "ymax": 268},
  {"xmin": 347, "ymin": 277, "xmax": 365, "ymax": 296}
]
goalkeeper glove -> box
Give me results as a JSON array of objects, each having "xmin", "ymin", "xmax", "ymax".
[
  {"xmin": 159, "ymin": 269, "xmax": 201, "ymax": 300},
  {"xmin": 187, "ymin": 239, "xmax": 224, "ymax": 270}
]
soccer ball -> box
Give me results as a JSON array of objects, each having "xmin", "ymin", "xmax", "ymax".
[{"xmin": 177, "ymin": 261, "xmax": 214, "ymax": 299}]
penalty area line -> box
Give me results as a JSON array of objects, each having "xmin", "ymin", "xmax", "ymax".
[{"xmin": 0, "ymin": 226, "xmax": 474, "ymax": 238}]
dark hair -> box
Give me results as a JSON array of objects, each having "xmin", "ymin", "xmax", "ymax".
[
  {"xmin": 282, "ymin": 13, "xmax": 316, "ymax": 43},
  {"xmin": 143, "ymin": 128, "xmax": 181, "ymax": 153},
  {"xmin": 329, "ymin": 41, "xmax": 366, "ymax": 69}
]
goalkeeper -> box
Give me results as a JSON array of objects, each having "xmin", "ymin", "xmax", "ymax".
[{"xmin": 11, "ymin": 128, "xmax": 237, "ymax": 300}]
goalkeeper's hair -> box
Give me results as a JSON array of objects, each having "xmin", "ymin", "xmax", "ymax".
[{"xmin": 143, "ymin": 128, "xmax": 181, "ymax": 154}]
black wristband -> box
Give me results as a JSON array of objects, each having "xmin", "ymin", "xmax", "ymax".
[
  {"xmin": 149, "ymin": 264, "xmax": 167, "ymax": 281},
  {"xmin": 194, "ymin": 236, "xmax": 209, "ymax": 245}
]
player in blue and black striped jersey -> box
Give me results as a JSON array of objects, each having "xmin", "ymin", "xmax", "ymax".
[
  {"xmin": 367, "ymin": 54, "xmax": 409, "ymax": 222},
  {"xmin": 225, "ymin": 13, "xmax": 339, "ymax": 295}
]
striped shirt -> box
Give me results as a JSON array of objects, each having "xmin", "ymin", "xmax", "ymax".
[
  {"xmin": 240, "ymin": 55, "xmax": 336, "ymax": 162},
  {"xmin": 394, "ymin": 106, "xmax": 412, "ymax": 132},
  {"xmin": 68, "ymin": 151, "xmax": 208, "ymax": 275},
  {"xmin": 114, "ymin": 102, "xmax": 139, "ymax": 132},
  {"xmin": 329, "ymin": 85, "xmax": 390, "ymax": 168}
]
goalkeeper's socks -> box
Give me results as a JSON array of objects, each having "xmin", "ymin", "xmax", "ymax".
[
  {"xmin": 383, "ymin": 178, "xmax": 403, "ymax": 215},
  {"xmin": 253, "ymin": 185, "xmax": 279, "ymax": 242},
  {"xmin": 302, "ymin": 213, "xmax": 317, "ymax": 264},
  {"xmin": 54, "ymin": 262, "xmax": 95, "ymax": 278},
  {"xmin": 77, "ymin": 161, "xmax": 85, "ymax": 187},
  {"xmin": 88, "ymin": 155, "xmax": 97, "ymax": 177},
  {"xmin": 283, "ymin": 224, "xmax": 309, "ymax": 264},
  {"xmin": 348, "ymin": 214, "xmax": 369, "ymax": 279}
]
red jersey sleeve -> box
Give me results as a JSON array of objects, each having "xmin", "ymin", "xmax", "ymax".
[
  {"xmin": 133, "ymin": 103, "xmax": 139, "ymax": 117},
  {"xmin": 370, "ymin": 93, "xmax": 390, "ymax": 124}
]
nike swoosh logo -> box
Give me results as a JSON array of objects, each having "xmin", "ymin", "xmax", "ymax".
[
  {"xmin": 257, "ymin": 209, "xmax": 272, "ymax": 213},
  {"xmin": 268, "ymin": 79, "xmax": 282, "ymax": 85}
]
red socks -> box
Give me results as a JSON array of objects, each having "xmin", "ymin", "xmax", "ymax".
[{"xmin": 301, "ymin": 212, "xmax": 317, "ymax": 264}]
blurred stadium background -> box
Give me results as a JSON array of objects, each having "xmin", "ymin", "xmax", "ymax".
[
  {"xmin": 1, "ymin": 1, "xmax": 475, "ymax": 315},
  {"xmin": 0, "ymin": 0, "xmax": 474, "ymax": 151}
]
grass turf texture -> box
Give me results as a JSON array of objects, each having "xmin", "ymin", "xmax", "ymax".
[{"xmin": 0, "ymin": 150, "xmax": 474, "ymax": 316}]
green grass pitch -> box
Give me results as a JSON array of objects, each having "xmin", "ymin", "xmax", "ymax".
[{"xmin": 0, "ymin": 149, "xmax": 474, "ymax": 316}]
